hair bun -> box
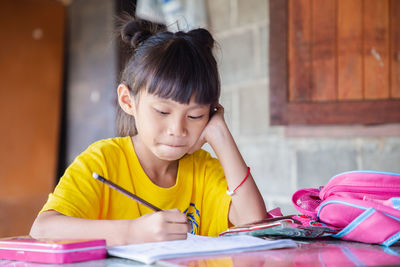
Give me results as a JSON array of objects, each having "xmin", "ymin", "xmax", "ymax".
[
  {"xmin": 121, "ymin": 20, "xmax": 153, "ymax": 48},
  {"xmin": 188, "ymin": 28, "xmax": 215, "ymax": 49}
]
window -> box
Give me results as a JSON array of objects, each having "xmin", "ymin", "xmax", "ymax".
[{"xmin": 269, "ymin": 0, "xmax": 400, "ymax": 125}]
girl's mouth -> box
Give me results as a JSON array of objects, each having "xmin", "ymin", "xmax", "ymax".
[{"xmin": 165, "ymin": 144, "xmax": 185, "ymax": 148}]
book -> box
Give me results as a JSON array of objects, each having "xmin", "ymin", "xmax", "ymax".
[
  {"xmin": 219, "ymin": 215, "xmax": 339, "ymax": 238},
  {"xmin": 0, "ymin": 236, "xmax": 106, "ymax": 264},
  {"xmin": 107, "ymin": 233, "xmax": 296, "ymax": 264}
]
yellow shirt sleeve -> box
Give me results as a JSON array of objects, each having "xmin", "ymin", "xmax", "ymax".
[{"xmin": 40, "ymin": 141, "xmax": 108, "ymax": 219}]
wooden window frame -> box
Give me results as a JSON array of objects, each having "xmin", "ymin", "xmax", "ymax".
[{"xmin": 269, "ymin": 0, "xmax": 400, "ymax": 126}]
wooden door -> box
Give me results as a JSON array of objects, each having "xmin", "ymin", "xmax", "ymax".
[{"xmin": 0, "ymin": 0, "xmax": 65, "ymax": 236}]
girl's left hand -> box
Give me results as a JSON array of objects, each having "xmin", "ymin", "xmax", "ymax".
[{"xmin": 187, "ymin": 104, "xmax": 227, "ymax": 154}]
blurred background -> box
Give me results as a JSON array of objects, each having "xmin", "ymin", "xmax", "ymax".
[{"xmin": 0, "ymin": 0, "xmax": 399, "ymax": 236}]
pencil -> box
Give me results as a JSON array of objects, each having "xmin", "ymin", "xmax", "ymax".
[{"xmin": 92, "ymin": 172, "xmax": 162, "ymax": 212}]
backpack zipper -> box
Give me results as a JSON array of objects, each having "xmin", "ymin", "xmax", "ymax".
[
  {"xmin": 321, "ymin": 170, "xmax": 400, "ymax": 199},
  {"xmin": 321, "ymin": 185, "xmax": 400, "ymax": 199},
  {"xmin": 329, "ymin": 170, "xmax": 400, "ymax": 181}
]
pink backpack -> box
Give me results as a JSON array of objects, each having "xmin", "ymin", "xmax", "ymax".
[{"xmin": 292, "ymin": 170, "xmax": 400, "ymax": 246}]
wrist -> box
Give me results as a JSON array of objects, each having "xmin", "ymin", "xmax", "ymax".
[
  {"xmin": 113, "ymin": 219, "xmax": 136, "ymax": 246},
  {"xmin": 205, "ymin": 121, "xmax": 231, "ymax": 148},
  {"xmin": 226, "ymin": 167, "xmax": 250, "ymax": 196}
]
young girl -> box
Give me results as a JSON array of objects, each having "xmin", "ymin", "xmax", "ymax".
[{"xmin": 30, "ymin": 18, "xmax": 267, "ymax": 246}]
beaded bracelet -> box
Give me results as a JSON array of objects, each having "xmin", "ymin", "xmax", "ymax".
[{"xmin": 226, "ymin": 167, "xmax": 250, "ymax": 196}]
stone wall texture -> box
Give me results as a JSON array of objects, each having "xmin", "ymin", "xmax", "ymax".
[{"xmin": 66, "ymin": 0, "xmax": 117, "ymax": 164}]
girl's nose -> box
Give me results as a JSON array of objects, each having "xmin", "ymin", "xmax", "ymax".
[{"xmin": 167, "ymin": 117, "xmax": 187, "ymax": 137}]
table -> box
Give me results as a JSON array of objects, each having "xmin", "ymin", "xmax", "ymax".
[
  {"xmin": 165, "ymin": 238, "xmax": 400, "ymax": 267},
  {"xmin": 1, "ymin": 238, "xmax": 400, "ymax": 266}
]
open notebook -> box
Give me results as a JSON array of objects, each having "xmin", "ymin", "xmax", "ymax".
[{"xmin": 107, "ymin": 233, "xmax": 296, "ymax": 264}]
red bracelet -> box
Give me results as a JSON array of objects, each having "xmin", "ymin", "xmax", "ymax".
[{"xmin": 226, "ymin": 167, "xmax": 250, "ymax": 196}]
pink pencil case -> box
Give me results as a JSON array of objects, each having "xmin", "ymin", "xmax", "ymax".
[{"xmin": 0, "ymin": 236, "xmax": 106, "ymax": 264}]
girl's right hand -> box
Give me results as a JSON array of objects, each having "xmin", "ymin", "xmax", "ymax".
[
  {"xmin": 187, "ymin": 104, "xmax": 227, "ymax": 155},
  {"xmin": 123, "ymin": 209, "xmax": 190, "ymax": 244}
]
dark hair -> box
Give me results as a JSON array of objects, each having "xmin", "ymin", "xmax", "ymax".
[{"xmin": 117, "ymin": 17, "xmax": 221, "ymax": 136}]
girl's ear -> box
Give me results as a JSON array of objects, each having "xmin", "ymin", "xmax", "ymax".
[{"xmin": 117, "ymin": 84, "xmax": 136, "ymax": 116}]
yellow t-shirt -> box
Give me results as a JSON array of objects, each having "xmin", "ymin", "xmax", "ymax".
[{"xmin": 40, "ymin": 137, "xmax": 231, "ymax": 236}]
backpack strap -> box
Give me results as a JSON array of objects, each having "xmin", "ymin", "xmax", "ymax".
[
  {"xmin": 291, "ymin": 188, "xmax": 320, "ymax": 219},
  {"xmin": 333, "ymin": 208, "xmax": 400, "ymax": 246}
]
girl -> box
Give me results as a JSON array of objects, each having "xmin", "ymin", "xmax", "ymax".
[{"xmin": 30, "ymin": 18, "xmax": 267, "ymax": 246}]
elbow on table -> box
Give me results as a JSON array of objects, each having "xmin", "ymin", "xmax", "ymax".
[{"xmin": 29, "ymin": 210, "xmax": 58, "ymax": 238}]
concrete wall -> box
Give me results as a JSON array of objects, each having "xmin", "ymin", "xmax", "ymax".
[
  {"xmin": 206, "ymin": 0, "xmax": 400, "ymax": 214},
  {"xmin": 66, "ymin": 0, "xmax": 117, "ymax": 165}
]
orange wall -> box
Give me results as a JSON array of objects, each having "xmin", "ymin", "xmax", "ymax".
[{"xmin": 0, "ymin": 0, "xmax": 65, "ymax": 236}]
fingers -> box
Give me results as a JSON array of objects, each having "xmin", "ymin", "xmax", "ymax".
[
  {"xmin": 163, "ymin": 233, "xmax": 188, "ymax": 241},
  {"xmin": 164, "ymin": 211, "xmax": 191, "ymax": 232},
  {"xmin": 158, "ymin": 209, "xmax": 191, "ymax": 238},
  {"xmin": 129, "ymin": 210, "xmax": 191, "ymax": 243},
  {"xmin": 165, "ymin": 221, "xmax": 191, "ymax": 236},
  {"xmin": 163, "ymin": 209, "xmax": 187, "ymax": 224}
]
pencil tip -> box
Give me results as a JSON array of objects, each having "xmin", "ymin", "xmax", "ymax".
[{"xmin": 92, "ymin": 172, "xmax": 99, "ymax": 179}]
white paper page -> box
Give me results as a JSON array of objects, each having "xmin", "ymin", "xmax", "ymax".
[{"xmin": 107, "ymin": 234, "xmax": 296, "ymax": 264}]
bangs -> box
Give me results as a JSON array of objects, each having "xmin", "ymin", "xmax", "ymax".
[{"xmin": 137, "ymin": 37, "xmax": 220, "ymax": 105}]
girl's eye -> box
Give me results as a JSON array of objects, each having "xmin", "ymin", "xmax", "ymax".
[
  {"xmin": 188, "ymin": 115, "xmax": 204, "ymax": 120},
  {"xmin": 155, "ymin": 109, "xmax": 169, "ymax": 115}
]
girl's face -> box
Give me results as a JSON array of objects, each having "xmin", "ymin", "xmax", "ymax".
[{"xmin": 133, "ymin": 91, "xmax": 210, "ymax": 161}]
